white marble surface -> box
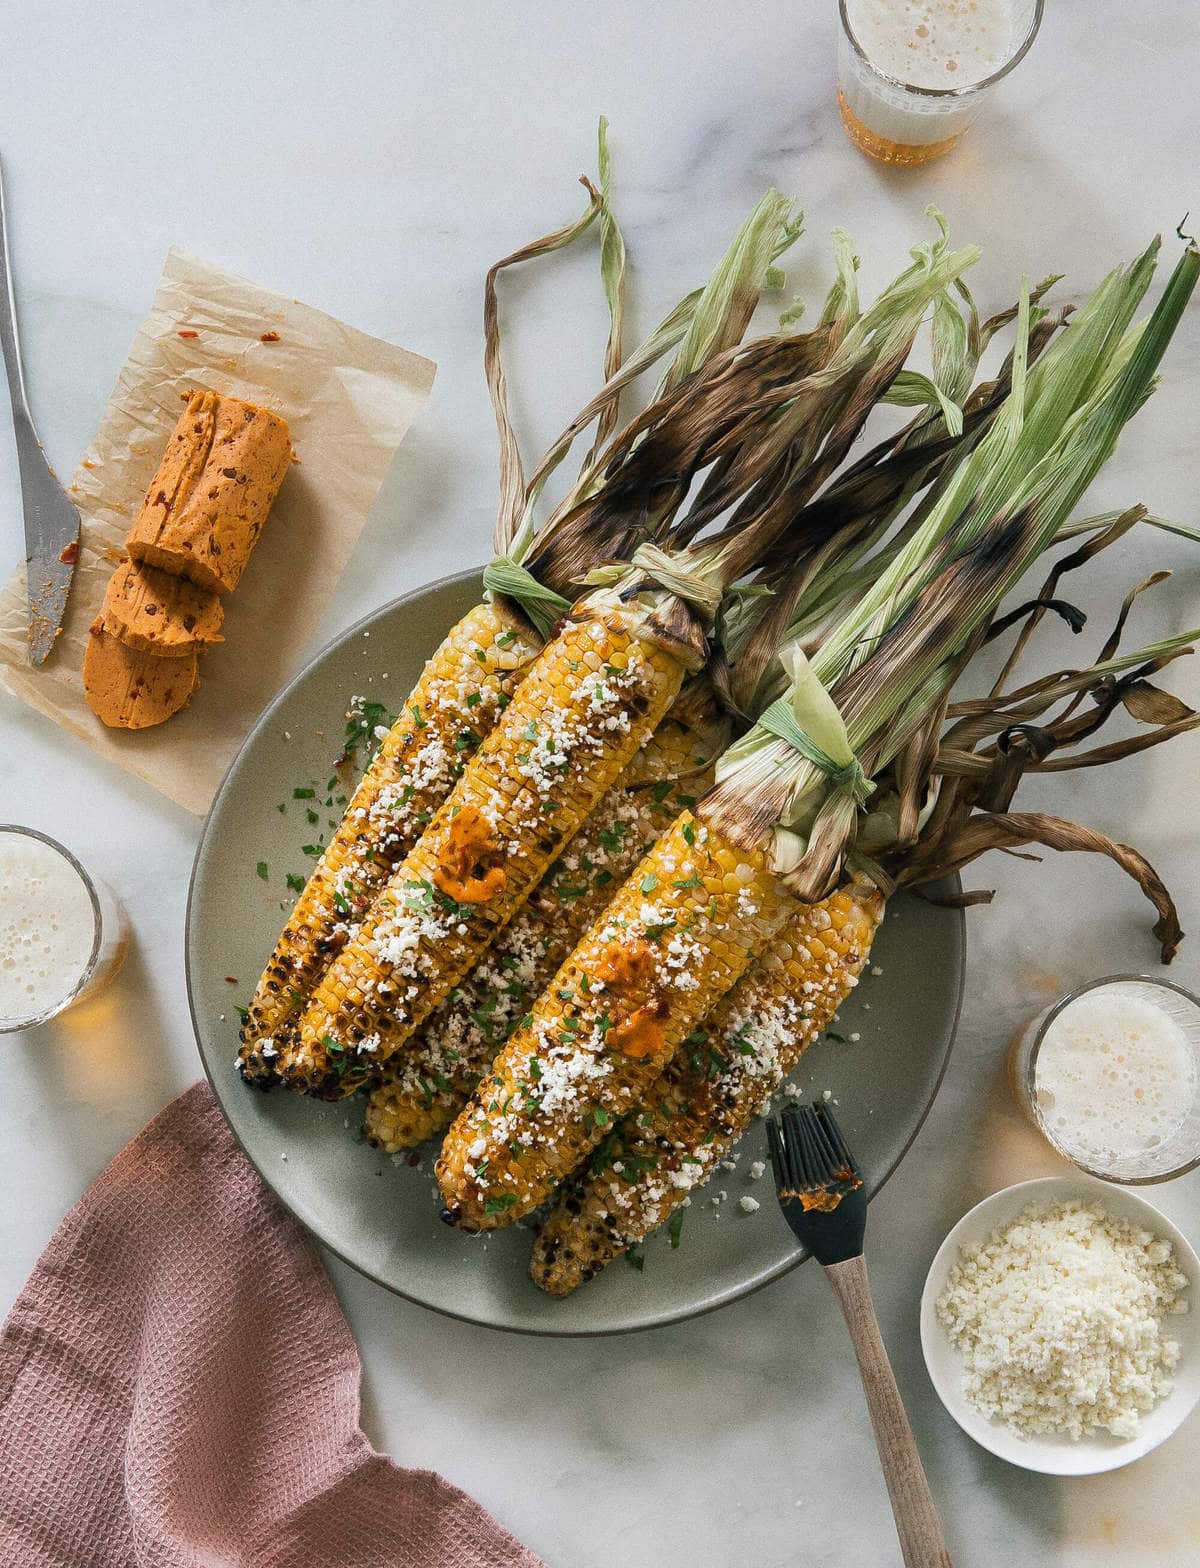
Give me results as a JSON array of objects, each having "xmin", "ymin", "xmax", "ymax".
[{"xmin": 2, "ymin": 3, "xmax": 1200, "ymax": 1564}]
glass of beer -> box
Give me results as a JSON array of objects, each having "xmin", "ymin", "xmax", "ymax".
[
  {"xmin": 837, "ymin": 0, "xmax": 1043, "ymax": 166},
  {"xmin": 0, "ymin": 825, "xmax": 129, "ymax": 1033}
]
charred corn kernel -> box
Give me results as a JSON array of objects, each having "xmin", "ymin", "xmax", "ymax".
[
  {"xmin": 620, "ymin": 700, "xmax": 728, "ymax": 788},
  {"xmin": 238, "ymin": 603, "xmax": 538, "ymax": 1082},
  {"xmin": 363, "ymin": 770, "xmax": 710, "ymax": 1151},
  {"xmin": 277, "ymin": 608, "xmax": 684, "ymax": 1098},
  {"xmin": 530, "ymin": 885, "xmax": 884, "ymax": 1295},
  {"xmin": 435, "ymin": 811, "xmax": 796, "ymax": 1229}
]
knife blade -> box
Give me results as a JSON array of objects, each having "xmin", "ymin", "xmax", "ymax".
[{"xmin": 0, "ymin": 154, "xmax": 81, "ymax": 666}]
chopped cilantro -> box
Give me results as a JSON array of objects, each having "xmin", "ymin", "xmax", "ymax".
[
  {"xmin": 598, "ymin": 823, "xmax": 627, "ymax": 853},
  {"xmin": 668, "ymin": 1209, "xmax": 686, "ymax": 1249},
  {"xmin": 641, "ymin": 872, "xmax": 659, "ymax": 894},
  {"xmin": 256, "ymin": 861, "xmax": 269, "ymax": 881},
  {"xmin": 293, "ymin": 786, "xmax": 315, "ymax": 799},
  {"xmin": 624, "ymin": 1247, "xmax": 645, "ymax": 1272},
  {"xmin": 682, "ymin": 819, "xmax": 695, "ymax": 846},
  {"xmin": 484, "ymin": 1193, "xmax": 519, "ymax": 1216},
  {"xmin": 341, "ymin": 700, "xmax": 394, "ymax": 769},
  {"xmin": 285, "ymin": 872, "xmax": 306, "ymax": 893}
]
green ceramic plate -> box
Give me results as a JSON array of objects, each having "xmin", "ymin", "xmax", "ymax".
[{"xmin": 187, "ymin": 571, "xmax": 964, "ymax": 1335}]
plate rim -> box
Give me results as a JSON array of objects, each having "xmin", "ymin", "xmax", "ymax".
[{"xmin": 186, "ymin": 569, "xmax": 965, "ymax": 1337}]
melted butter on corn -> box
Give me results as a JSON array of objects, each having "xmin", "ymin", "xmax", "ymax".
[
  {"xmin": 436, "ymin": 812, "xmax": 796, "ymax": 1228},
  {"xmin": 530, "ymin": 886, "xmax": 884, "ymax": 1295},
  {"xmin": 278, "ymin": 610, "xmax": 684, "ymax": 1097},
  {"xmin": 364, "ymin": 775, "xmax": 703, "ymax": 1152}
]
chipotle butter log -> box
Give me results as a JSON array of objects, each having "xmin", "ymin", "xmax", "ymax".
[
  {"xmin": 125, "ymin": 390, "xmax": 291, "ymax": 594},
  {"xmin": 83, "ymin": 622, "xmax": 199, "ymax": 729},
  {"xmin": 101, "ymin": 558, "xmax": 224, "ymax": 658}
]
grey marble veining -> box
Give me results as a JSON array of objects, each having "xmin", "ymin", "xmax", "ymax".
[{"xmin": 2, "ymin": 3, "xmax": 1199, "ymax": 1564}]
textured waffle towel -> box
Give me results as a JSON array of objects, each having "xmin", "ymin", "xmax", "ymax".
[{"xmin": 0, "ymin": 1082, "xmax": 543, "ymax": 1568}]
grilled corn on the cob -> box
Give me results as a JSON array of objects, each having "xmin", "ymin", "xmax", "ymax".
[
  {"xmin": 279, "ymin": 606, "xmax": 685, "ymax": 1097},
  {"xmin": 365, "ymin": 770, "xmax": 712, "ymax": 1151},
  {"xmin": 531, "ymin": 884, "xmax": 883, "ymax": 1294},
  {"xmin": 435, "ymin": 810, "xmax": 796, "ymax": 1228},
  {"xmin": 238, "ymin": 603, "xmax": 539, "ymax": 1081}
]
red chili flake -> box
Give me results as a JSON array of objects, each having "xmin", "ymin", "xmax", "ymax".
[
  {"xmin": 224, "ymin": 976, "xmax": 239, "ymax": 985},
  {"xmin": 260, "ymin": 330, "xmax": 281, "ymax": 342},
  {"xmin": 177, "ymin": 329, "xmax": 199, "ymax": 339},
  {"xmin": 59, "ymin": 541, "xmax": 79, "ymax": 565}
]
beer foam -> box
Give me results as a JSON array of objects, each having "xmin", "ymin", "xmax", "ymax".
[
  {"xmin": 846, "ymin": 0, "xmax": 1014, "ymax": 90},
  {"xmin": 0, "ymin": 833, "xmax": 95, "ymax": 1025},
  {"xmin": 1035, "ymin": 986, "xmax": 1197, "ymax": 1169}
]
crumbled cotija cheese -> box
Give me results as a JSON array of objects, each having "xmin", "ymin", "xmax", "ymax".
[{"xmin": 937, "ymin": 1199, "xmax": 1188, "ymax": 1440}]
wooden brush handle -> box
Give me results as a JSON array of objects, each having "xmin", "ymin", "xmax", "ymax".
[{"xmin": 824, "ymin": 1255, "xmax": 951, "ymax": 1568}]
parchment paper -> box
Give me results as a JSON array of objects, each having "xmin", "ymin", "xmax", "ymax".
[{"xmin": 0, "ymin": 248, "xmax": 435, "ymax": 815}]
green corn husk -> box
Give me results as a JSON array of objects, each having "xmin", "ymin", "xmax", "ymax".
[
  {"xmin": 551, "ymin": 217, "xmax": 981, "ymax": 667},
  {"xmin": 495, "ymin": 183, "xmax": 807, "ymax": 621},
  {"xmin": 705, "ymin": 241, "xmax": 1200, "ymax": 915},
  {"xmin": 480, "ymin": 124, "xmax": 811, "ymax": 639},
  {"xmin": 724, "ymin": 291, "xmax": 1069, "ymax": 714}
]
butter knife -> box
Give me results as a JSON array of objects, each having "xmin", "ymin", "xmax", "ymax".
[{"xmin": 0, "ymin": 155, "xmax": 80, "ymax": 666}]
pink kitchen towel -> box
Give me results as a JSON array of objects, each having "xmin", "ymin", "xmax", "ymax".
[{"xmin": 0, "ymin": 1082, "xmax": 544, "ymax": 1568}]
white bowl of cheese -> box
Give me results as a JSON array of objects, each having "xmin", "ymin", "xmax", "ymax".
[{"xmin": 920, "ymin": 1175, "xmax": 1200, "ymax": 1474}]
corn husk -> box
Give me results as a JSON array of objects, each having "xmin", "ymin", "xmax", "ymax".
[{"xmin": 704, "ymin": 240, "xmax": 1200, "ymax": 954}]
